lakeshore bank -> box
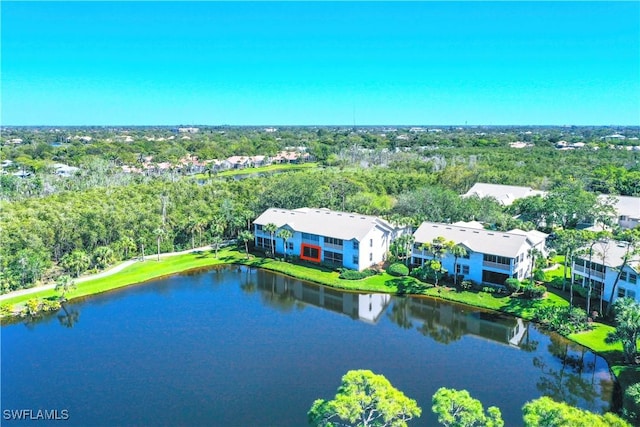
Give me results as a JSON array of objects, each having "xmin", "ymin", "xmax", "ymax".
[{"xmin": 2, "ymin": 246, "xmax": 638, "ymax": 404}]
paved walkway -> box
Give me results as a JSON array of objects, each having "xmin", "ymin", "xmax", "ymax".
[{"xmin": 0, "ymin": 245, "xmax": 214, "ymax": 302}]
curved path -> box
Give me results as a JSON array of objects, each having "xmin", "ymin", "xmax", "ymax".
[{"xmin": 0, "ymin": 245, "xmax": 214, "ymax": 302}]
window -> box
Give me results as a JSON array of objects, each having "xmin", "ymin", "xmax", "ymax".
[
  {"xmin": 353, "ymin": 241, "xmax": 359, "ymax": 250},
  {"xmin": 370, "ymin": 239, "xmax": 373, "ymax": 247},
  {"xmin": 301, "ymin": 233, "xmax": 320, "ymax": 242},
  {"xmin": 324, "ymin": 250, "xmax": 343, "ymax": 264},
  {"xmin": 628, "ymin": 290, "xmax": 636, "ymax": 299},
  {"xmin": 456, "ymin": 265, "xmax": 470, "ymax": 275},
  {"xmin": 621, "ymin": 271, "xmax": 628, "ymax": 282},
  {"xmin": 353, "ymin": 255, "xmax": 359, "ymax": 265},
  {"xmin": 369, "ymin": 253, "xmax": 373, "ymax": 261},
  {"xmin": 256, "ymin": 237, "xmax": 272, "ymax": 250},
  {"xmin": 255, "ymin": 224, "xmax": 263, "ymax": 231},
  {"xmin": 302, "ymin": 245, "xmax": 320, "ymax": 259},
  {"xmin": 287, "ymin": 242, "xmax": 294, "ymax": 251},
  {"xmin": 619, "ymin": 288, "xmax": 627, "ymax": 299},
  {"xmin": 483, "ymin": 254, "xmax": 511, "ymax": 266},
  {"xmin": 463, "ymin": 251, "xmax": 470, "ymax": 259},
  {"xmin": 325, "ymin": 237, "xmax": 343, "ymax": 246},
  {"xmin": 630, "ymin": 274, "xmax": 638, "ymax": 285}
]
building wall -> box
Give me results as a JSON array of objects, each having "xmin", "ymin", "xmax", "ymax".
[
  {"xmin": 573, "ymin": 261, "xmax": 640, "ymax": 304},
  {"xmin": 253, "ymin": 225, "xmax": 391, "ymax": 271},
  {"xmin": 411, "ymin": 244, "xmax": 532, "ymax": 285}
]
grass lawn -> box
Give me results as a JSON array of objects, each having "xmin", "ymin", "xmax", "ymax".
[
  {"xmin": 192, "ymin": 162, "xmax": 318, "ymax": 180},
  {"xmin": 1, "ymin": 248, "xmax": 241, "ymax": 307}
]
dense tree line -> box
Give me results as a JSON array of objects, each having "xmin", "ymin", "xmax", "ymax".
[{"xmin": 2, "ymin": 160, "xmax": 638, "ymax": 293}]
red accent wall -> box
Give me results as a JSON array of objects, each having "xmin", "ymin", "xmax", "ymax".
[{"xmin": 300, "ymin": 243, "xmax": 322, "ymax": 263}]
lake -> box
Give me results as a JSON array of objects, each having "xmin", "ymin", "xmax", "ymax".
[{"xmin": 1, "ymin": 266, "xmax": 616, "ymax": 426}]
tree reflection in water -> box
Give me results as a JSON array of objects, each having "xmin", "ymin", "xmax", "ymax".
[{"xmin": 533, "ymin": 334, "xmax": 613, "ymax": 412}]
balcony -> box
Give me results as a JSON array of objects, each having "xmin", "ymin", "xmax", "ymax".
[
  {"xmin": 573, "ymin": 265, "xmax": 606, "ymax": 281},
  {"xmin": 324, "ymin": 242, "xmax": 343, "ymax": 251},
  {"xmin": 482, "ymin": 261, "xmax": 511, "ymax": 271}
]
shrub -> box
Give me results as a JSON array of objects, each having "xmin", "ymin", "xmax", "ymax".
[
  {"xmin": 482, "ymin": 286, "xmax": 500, "ymax": 294},
  {"xmin": 523, "ymin": 284, "xmax": 546, "ymax": 299},
  {"xmin": 547, "ymin": 276, "xmax": 565, "ymax": 290},
  {"xmin": 460, "ymin": 280, "xmax": 473, "ymax": 291},
  {"xmin": 0, "ymin": 304, "xmax": 13, "ymax": 317},
  {"xmin": 623, "ymin": 382, "xmax": 640, "ymax": 425},
  {"xmin": 504, "ymin": 278, "xmax": 522, "ymax": 294},
  {"xmin": 534, "ymin": 305, "xmax": 591, "ymax": 335},
  {"xmin": 339, "ymin": 269, "xmax": 377, "ymax": 280},
  {"xmin": 387, "ymin": 263, "xmax": 409, "ymax": 277}
]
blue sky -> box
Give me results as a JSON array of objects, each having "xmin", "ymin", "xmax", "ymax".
[{"xmin": 2, "ymin": 2, "xmax": 639, "ymax": 125}]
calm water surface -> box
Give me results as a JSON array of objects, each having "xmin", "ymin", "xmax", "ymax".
[{"xmin": 2, "ymin": 266, "xmax": 615, "ymax": 426}]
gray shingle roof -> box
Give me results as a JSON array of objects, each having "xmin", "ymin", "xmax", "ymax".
[
  {"xmin": 576, "ymin": 239, "xmax": 640, "ymax": 272},
  {"xmin": 253, "ymin": 207, "xmax": 395, "ymax": 241},
  {"xmin": 413, "ymin": 222, "xmax": 531, "ymax": 258},
  {"xmin": 598, "ymin": 195, "xmax": 640, "ymax": 220}
]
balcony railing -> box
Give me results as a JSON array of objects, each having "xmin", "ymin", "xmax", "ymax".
[
  {"xmin": 324, "ymin": 242, "xmax": 343, "ymax": 251},
  {"xmin": 482, "ymin": 261, "xmax": 511, "ymax": 271},
  {"xmin": 573, "ymin": 265, "xmax": 606, "ymax": 280}
]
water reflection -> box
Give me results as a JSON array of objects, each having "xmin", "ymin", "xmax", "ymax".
[
  {"xmin": 534, "ymin": 334, "xmax": 615, "ymax": 412},
  {"xmin": 254, "ymin": 269, "xmax": 391, "ymax": 323}
]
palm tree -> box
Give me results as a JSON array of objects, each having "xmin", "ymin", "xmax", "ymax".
[
  {"xmin": 277, "ymin": 228, "xmax": 293, "ymax": 259},
  {"xmin": 606, "ymin": 236, "xmax": 640, "ymax": 316},
  {"xmin": 117, "ymin": 235, "xmax": 136, "ymax": 260},
  {"xmin": 551, "ymin": 229, "xmax": 586, "ymax": 306},
  {"xmin": 264, "ymin": 223, "xmax": 278, "ymax": 257},
  {"xmin": 154, "ymin": 227, "xmax": 166, "ymax": 261},
  {"xmin": 528, "ymin": 247, "xmax": 543, "ymax": 287},
  {"xmin": 211, "ymin": 235, "xmax": 223, "ymax": 258},
  {"xmin": 421, "ymin": 236, "xmax": 449, "ymax": 287},
  {"xmin": 238, "ymin": 230, "xmax": 254, "ymax": 259},
  {"xmin": 55, "ymin": 275, "xmax": 76, "ymax": 301},
  {"xmin": 605, "ymin": 298, "xmax": 640, "ymax": 364},
  {"xmin": 449, "ymin": 244, "xmax": 468, "ymax": 287}
]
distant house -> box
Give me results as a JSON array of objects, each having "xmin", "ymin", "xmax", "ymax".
[
  {"xmin": 52, "ymin": 163, "xmax": 80, "ymax": 177},
  {"xmin": 412, "ymin": 222, "xmax": 547, "ymax": 286},
  {"xmin": 572, "ymin": 239, "xmax": 640, "ymax": 305},
  {"xmin": 253, "ymin": 207, "xmax": 403, "ymax": 271},
  {"xmin": 250, "ymin": 155, "xmax": 269, "ymax": 168},
  {"xmin": 462, "ymin": 183, "xmax": 546, "ymax": 206},
  {"xmin": 226, "ymin": 156, "xmax": 252, "ymax": 169},
  {"xmin": 178, "ymin": 127, "xmax": 199, "ymax": 133}
]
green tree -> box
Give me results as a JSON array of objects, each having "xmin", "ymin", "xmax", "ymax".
[
  {"xmin": 550, "ymin": 229, "xmax": 588, "ymax": 306},
  {"xmin": 421, "ymin": 236, "xmax": 450, "ymax": 287},
  {"xmin": 211, "ymin": 235, "xmax": 223, "ymax": 258},
  {"xmin": 153, "ymin": 227, "xmax": 166, "ymax": 261},
  {"xmin": 522, "ymin": 396, "xmax": 629, "ymax": 427},
  {"xmin": 449, "ymin": 244, "xmax": 468, "ymax": 287},
  {"xmin": 308, "ymin": 369, "xmax": 421, "ymax": 427},
  {"xmin": 92, "ymin": 245, "xmax": 115, "ymax": 269},
  {"xmin": 431, "ymin": 387, "xmax": 504, "ymax": 427},
  {"xmin": 60, "ymin": 249, "xmax": 91, "ymax": 278},
  {"xmin": 605, "ymin": 298, "xmax": 640, "ymax": 364},
  {"xmin": 54, "ymin": 274, "xmax": 76, "ymax": 301},
  {"xmin": 277, "ymin": 228, "xmax": 293, "ymax": 259},
  {"xmin": 527, "ymin": 247, "xmax": 543, "ymax": 287},
  {"xmin": 264, "ymin": 222, "xmax": 278, "ymax": 257},
  {"xmin": 238, "ymin": 230, "xmax": 254, "ymax": 259}
]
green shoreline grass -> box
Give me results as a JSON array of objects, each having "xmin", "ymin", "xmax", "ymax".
[{"xmin": 3, "ymin": 246, "xmax": 639, "ymax": 397}]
